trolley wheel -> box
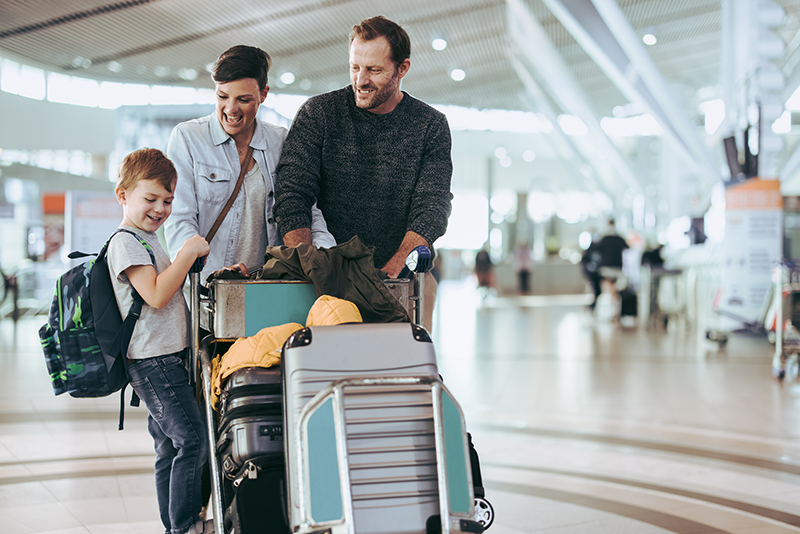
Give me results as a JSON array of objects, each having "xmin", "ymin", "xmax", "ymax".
[{"xmin": 474, "ymin": 497, "xmax": 494, "ymax": 530}]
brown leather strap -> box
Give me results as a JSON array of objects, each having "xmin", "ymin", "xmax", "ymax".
[{"xmin": 205, "ymin": 145, "xmax": 254, "ymax": 244}]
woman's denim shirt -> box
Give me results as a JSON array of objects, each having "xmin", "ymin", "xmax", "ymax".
[{"xmin": 164, "ymin": 114, "xmax": 335, "ymax": 281}]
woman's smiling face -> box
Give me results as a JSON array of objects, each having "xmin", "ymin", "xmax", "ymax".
[{"xmin": 215, "ymin": 78, "xmax": 268, "ymax": 141}]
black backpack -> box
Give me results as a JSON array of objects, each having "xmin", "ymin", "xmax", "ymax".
[{"xmin": 38, "ymin": 228, "xmax": 154, "ymax": 429}]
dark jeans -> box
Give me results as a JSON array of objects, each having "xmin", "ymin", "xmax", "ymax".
[
  {"xmin": 588, "ymin": 273, "xmax": 602, "ymax": 309},
  {"xmin": 127, "ymin": 351, "xmax": 208, "ymax": 534}
]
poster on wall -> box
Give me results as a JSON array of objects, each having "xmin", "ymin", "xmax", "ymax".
[
  {"xmin": 65, "ymin": 191, "xmax": 123, "ymax": 267},
  {"xmin": 721, "ymin": 179, "xmax": 783, "ymax": 324}
]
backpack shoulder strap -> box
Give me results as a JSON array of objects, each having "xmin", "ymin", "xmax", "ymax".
[
  {"xmin": 104, "ymin": 229, "xmax": 157, "ymax": 431},
  {"xmin": 107, "ymin": 228, "xmax": 156, "ymax": 265}
]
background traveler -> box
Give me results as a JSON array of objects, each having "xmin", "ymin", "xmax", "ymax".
[{"xmin": 596, "ymin": 219, "xmax": 629, "ymax": 320}]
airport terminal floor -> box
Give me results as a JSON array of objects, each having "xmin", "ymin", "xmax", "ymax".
[{"xmin": 0, "ymin": 278, "xmax": 798, "ymax": 534}]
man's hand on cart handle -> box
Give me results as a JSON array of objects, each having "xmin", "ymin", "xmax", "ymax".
[{"xmin": 397, "ymin": 246, "xmax": 432, "ymax": 279}]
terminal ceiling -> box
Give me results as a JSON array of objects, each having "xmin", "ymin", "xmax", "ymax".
[{"xmin": 4, "ymin": 0, "xmax": 800, "ymax": 203}]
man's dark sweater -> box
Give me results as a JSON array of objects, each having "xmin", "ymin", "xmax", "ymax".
[{"xmin": 274, "ymin": 86, "xmax": 453, "ymax": 269}]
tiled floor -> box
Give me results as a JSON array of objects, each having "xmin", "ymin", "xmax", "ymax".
[{"xmin": 1, "ymin": 278, "xmax": 799, "ymax": 533}]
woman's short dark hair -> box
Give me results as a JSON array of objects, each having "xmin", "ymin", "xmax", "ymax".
[
  {"xmin": 350, "ymin": 16, "xmax": 411, "ymax": 67},
  {"xmin": 212, "ymin": 45, "xmax": 272, "ymax": 91}
]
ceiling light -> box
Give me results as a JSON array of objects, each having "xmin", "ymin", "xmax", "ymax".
[
  {"xmin": 450, "ymin": 69, "xmax": 465, "ymax": 81},
  {"xmin": 299, "ymin": 79, "xmax": 311, "ymax": 90},
  {"xmin": 154, "ymin": 66, "xmax": 170, "ymax": 77},
  {"xmin": 107, "ymin": 61, "xmax": 122, "ymax": 73},
  {"xmin": 523, "ymin": 150, "xmax": 536, "ymax": 162},
  {"xmin": 178, "ymin": 68, "xmax": 198, "ymax": 81},
  {"xmin": 432, "ymin": 38, "xmax": 447, "ymax": 51},
  {"xmin": 642, "ymin": 26, "xmax": 657, "ymax": 45},
  {"xmin": 494, "ymin": 147, "xmax": 507, "ymax": 159},
  {"xmin": 205, "ymin": 62, "xmax": 215, "ymax": 74},
  {"xmin": 500, "ymin": 156, "xmax": 512, "ymax": 167},
  {"xmin": 72, "ymin": 56, "xmax": 92, "ymax": 69},
  {"xmin": 280, "ymin": 72, "xmax": 295, "ymax": 84}
]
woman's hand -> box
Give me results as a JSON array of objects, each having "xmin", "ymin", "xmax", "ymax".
[{"xmin": 222, "ymin": 262, "xmax": 249, "ymax": 277}]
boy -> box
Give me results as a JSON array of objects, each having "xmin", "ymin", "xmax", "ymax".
[{"xmin": 107, "ymin": 148, "xmax": 213, "ymax": 534}]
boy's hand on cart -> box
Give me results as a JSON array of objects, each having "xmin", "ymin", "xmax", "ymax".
[{"xmin": 183, "ymin": 235, "xmax": 210, "ymax": 257}]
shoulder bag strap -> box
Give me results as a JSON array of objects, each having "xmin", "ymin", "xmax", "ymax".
[{"xmin": 206, "ymin": 145, "xmax": 254, "ymax": 244}]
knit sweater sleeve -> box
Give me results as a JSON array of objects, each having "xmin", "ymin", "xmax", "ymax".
[
  {"xmin": 407, "ymin": 110, "xmax": 453, "ymax": 246},
  {"xmin": 274, "ymin": 98, "xmax": 324, "ymax": 236}
]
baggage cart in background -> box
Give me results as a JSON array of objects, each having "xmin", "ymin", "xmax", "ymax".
[
  {"xmin": 639, "ymin": 266, "xmax": 686, "ymax": 330},
  {"xmin": 188, "ymin": 248, "xmax": 491, "ymax": 534},
  {"xmin": 770, "ymin": 262, "xmax": 800, "ymax": 381}
]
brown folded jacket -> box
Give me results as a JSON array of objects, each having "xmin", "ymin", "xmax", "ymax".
[{"xmin": 252, "ymin": 235, "xmax": 409, "ymax": 323}]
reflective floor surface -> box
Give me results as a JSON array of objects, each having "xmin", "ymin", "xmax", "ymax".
[{"xmin": 0, "ymin": 278, "xmax": 798, "ymax": 534}]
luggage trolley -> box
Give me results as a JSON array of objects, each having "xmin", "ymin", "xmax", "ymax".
[
  {"xmin": 771, "ymin": 261, "xmax": 800, "ymax": 381},
  {"xmin": 188, "ymin": 248, "xmax": 491, "ymax": 534}
]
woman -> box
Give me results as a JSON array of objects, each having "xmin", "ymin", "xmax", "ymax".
[{"xmin": 165, "ymin": 45, "xmax": 334, "ymax": 281}]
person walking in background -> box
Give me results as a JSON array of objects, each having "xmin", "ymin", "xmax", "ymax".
[
  {"xmin": 475, "ymin": 247, "xmax": 494, "ymax": 289},
  {"xmin": 581, "ymin": 239, "xmax": 602, "ymax": 310},
  {"xmin": 598, "ymin": 219, "xmax": 629, "ymax": 282},
  {"xmin": 514, "ymin": 242, "xmax": 532, "ymax": 294},
  {"xmin": 596, "ymin": 219, "xmax": 629, "ymax": 319}
]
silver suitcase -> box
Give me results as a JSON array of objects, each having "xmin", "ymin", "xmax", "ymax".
[{"xmin": 282, "ymin": 323, "xmax": 479, "ymax": 534}]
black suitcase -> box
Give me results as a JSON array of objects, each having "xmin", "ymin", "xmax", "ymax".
[
  {"xmin": 223, "ymin": 453, "xmax": 290, "ymax": 534},
  {"xmin": 217, "ymin": 366, "xmax": 283, "ymax": 483},
  {"xmin": 217, "ymin": 366, "xmax": 289, "ymax": 533}
]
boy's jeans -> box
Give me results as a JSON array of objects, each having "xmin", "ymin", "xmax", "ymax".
[{"xmin": 128, "ymin": 350, "xmax": 208, "ymax": 534}]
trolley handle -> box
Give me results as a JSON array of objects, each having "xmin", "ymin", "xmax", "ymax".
[
  {"xmin": 191, "ymin": 256, "xmax": 206, "ymax": 274},
  {"xmin": 397, "ymin": 246, "xmax": 432, "ymax": 279}
]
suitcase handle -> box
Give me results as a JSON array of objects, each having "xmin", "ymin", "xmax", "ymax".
[{"xmin": 215, "ymin": 431, "xmax": 232, "ymax": 453}]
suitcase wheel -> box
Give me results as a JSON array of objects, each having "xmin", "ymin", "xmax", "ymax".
[{"xmin": 474, "ymin": 497, "xmax": 494, "ymax": 529}]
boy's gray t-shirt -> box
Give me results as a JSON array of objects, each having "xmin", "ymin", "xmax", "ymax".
[{"xmin": 107, "ymin": 226, "xmax": 190, "ymax": 359}]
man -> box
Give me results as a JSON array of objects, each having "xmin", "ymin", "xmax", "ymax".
[
  {"xmin": 274, "ymin": 15, "xmax": 453, "ymax": 330},
  {"xmin": 596, "ymin": 219, "xmax": 629, "ymax": 319}
]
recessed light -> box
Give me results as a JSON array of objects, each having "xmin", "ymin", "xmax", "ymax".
[
  {"xmin": 107, "ymin": 61, "xmax": 122, "ymax": 73},
  {"xmin": 280, "ymin": 72, "xmax": 295, "ymax": 84},
  {"xmin": 494, "ymin": 147, "xmax": 507, "ymax": 159},
  {"xmin": 432, "ymin": 38, "xmax": 447, "ymax": 51},
  {"xmin": 450, "ymin": 69, "xmax": 465, "ymax": 81},
  {"xmin": 178, "ymin": 68, "xmax": 198, "ymax": 81},
  {"xmin": 642, "ymin": 26, "xmax": 657, "ymax": 46},
  {"xmin": 523, "ymin": 150, "xmax": 536, "ymax": 162}
]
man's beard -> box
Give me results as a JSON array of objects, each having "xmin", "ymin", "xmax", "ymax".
[{"xmin": 354, "ymin": 68, "xmax": 399, "ymax": 111}]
